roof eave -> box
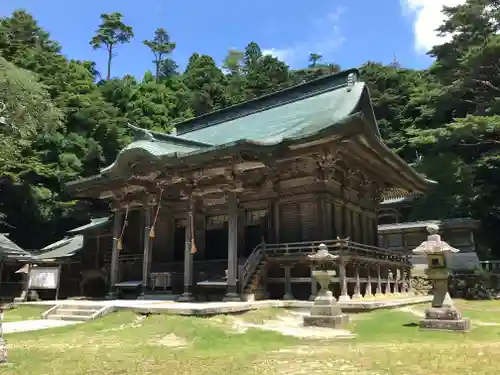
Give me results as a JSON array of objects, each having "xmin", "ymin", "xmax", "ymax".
[{"xmin": 65, "ymin": 112, "xmax": 429, "ymax": 198}]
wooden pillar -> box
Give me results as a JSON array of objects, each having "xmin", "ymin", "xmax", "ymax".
[
  {"xmin": 178, "ymin": 197, "xmax": 195, "ymax": 302},
  {"xmin": 338, "ymin": 258, "xmax": 350, "ymax": 301},
  {"xmin": 375, "ymin": 264, "xmax": 382, "ymax": 297},
  {"xmin": 352, "ymin": 264, "xmax": 362, "ymax": 299},
  {"xmin": 194, "ymin": 213, "xmax": 206, "ymax": 259},
  {"xmin": 224, "ymin": 191, "xmax": 240, "ymax": 301},
  {"xmin": 372, "ymin": 217, "xmax": 379, "ymax": 247},
  {"xmin": 108, "ymin": 209, "xmax": 123, "ymax": 298},
  {"xmin": 141, "ymin": 206, "xmax": 152, "ymax": 295},
  {"xmin": 273, "ymin": 199, "xmax": 280, "ymax": 243},
  {"xmin": 309, "ymin": 265, "xmax": 317, "ymax": 301},
  {"xmin": 283, "ymin": 265, "xmax": 293, "ymax": 300},
  {"xmin": 341, "ymin": 183, "xmax": 347, "ymax": 237},
  {"xmin": 318, "ymin": 198, "xmax": 331, "ymax": 239}
]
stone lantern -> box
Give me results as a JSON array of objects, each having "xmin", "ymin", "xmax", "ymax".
[
  {"xmin": 303, "ymin": 243, "xmax": 349, "ymax": 328},
  {"xmin": 412, "ymin": 224, "xmax": 470, "ymax": 332}
]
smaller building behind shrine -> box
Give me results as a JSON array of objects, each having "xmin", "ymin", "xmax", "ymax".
[{"xmin": 378, "ymin": 187, "xmax": 480, "ymax": 273}]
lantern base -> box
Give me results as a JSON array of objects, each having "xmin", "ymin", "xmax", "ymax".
[
  {"xmin": 303, "ymin": 291, "xmax": 349, "ymax": 329},
  {"xmin": 420, "ymin": 306, "xmax": 471, "ymax": 332}
]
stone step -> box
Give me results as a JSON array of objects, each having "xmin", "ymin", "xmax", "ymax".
[
  {"xmin": 46, "ymin": 314, "xmax": 93, "ymax": 322},
  {"xmin": 43, "ymin": 304, "xmax": 111, "ymax": 321},
  {"xmin": 57, "ymin": 304, "xmax": 102, "ymax": 312},
  {"xmin": 55, "ymin": 308, "xmax": 101, "ymax": 316}
]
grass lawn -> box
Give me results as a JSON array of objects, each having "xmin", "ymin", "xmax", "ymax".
[
  {"xmin": 1, "ymin": 300, "xmax": 500, "ymax": 375},
  {"xmin": 2, "ymin": 305, "xmax": 46, "ymax": 322}
]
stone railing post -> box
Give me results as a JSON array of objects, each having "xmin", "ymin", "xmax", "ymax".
[
  {"xmin": 338, "ymin": 259, "xmax": 350, "ymax": 301},
  {"xmin": 384, "ymin": 269, "xmax": 393, "ymax": 296},
  {"xmin": 375, "ymin": 264, "xmax": 382, "ymax": 298},
  {"xmin": 352, "ymin": 264, "xmax": 362, "ymax": 299},
  {"xmin": 283, "ymin": 265, "xmax": 293, "ymax": 300},
  {"xmin": 393, "ymin": 268, "xmax": 400, "ymax": 296},
  {"xmin": 365, "ymin": 265, "xmax": 373, "ymax": 299}
]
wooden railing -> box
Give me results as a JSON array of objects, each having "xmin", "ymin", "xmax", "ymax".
[
  {"xmin": 240, "ymin": 243, "xmax": 264, "ymax": 294},
  {"xmin": 239, "ymin": 239, "xmax": 411, "ymax": 295},
  {"xmin": 479, "ymin": 260, "xmax": 500, "ymax": 273},
  {"xmin": 262, "ymin": 239, "xmax": 411, "ymax": 265}
]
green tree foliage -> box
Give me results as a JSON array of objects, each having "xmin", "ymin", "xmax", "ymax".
[
  {"xmin": 143, "ymin": 28, "xmax": 177, "ymax": 82},
  {"xmin": 183, "ymin": 53, "xmax": 229, "ymax": 115},
  {"xmin": 308, "ymin": 53, "xmax": 322, "ymax": 68},
  {"xmin": 89, "ymin": 12, "xmax": 134, "ymax": 80},
  {"xmin": 2, "ymin": 1, "xmax": 500, "ymax": 257},
  {"xmin": 243, "ymin": 42, "xmax": 291, "ymax": 98}
]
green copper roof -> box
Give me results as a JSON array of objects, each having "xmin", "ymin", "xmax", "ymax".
[
  {"xmin": 67, "ymin": 68, "xmax": 429, "ymax": 194},
  {"xmin": 35, "ymin": 235, "xmax": 84, "ymax": 261},
  {"xmin": 99, "ymin": 69, "xmax": 375, "ymax": 175},
  {"xmin": 100, "ymin": 131, "xmax": 210, "ymax": 174},
  {"xmin": 177, "ymin": 79, "xmax": 367, "ymax": 145},
  {"xmin": 0, "ymin": 234, "xmax": 33, "ymax": 261},
  {"xmin": 66, "ymin": 217, "xmax": 111, "ymax": 235}
]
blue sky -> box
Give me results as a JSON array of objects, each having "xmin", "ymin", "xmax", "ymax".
[{"xmin": 0, "ymin": 0, "xmax": 442, "ymax": 79}]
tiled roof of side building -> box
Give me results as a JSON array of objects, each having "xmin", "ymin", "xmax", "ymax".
[
  {"xmin": 380, "ymin": 178, "xmax": 437, "ymax": 204},
  {"xmin": 0, "ymin": 234, "xmax": 33, "ymax": 261},
  {"xmin": 378, "ymin": 217, "xmax": 480, "ymax": 232}
]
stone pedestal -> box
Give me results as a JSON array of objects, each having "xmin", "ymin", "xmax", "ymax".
[
  {"xmin": 420, "ymin": 304, "xmax": 471, "ymax": 332},
  {"xmin": 303, "ymin": 270, "xmax": 349, "ymax": 329},
  {"xmin": 420, "ymin": 291, "xmax": 470, "ymax": 331}
]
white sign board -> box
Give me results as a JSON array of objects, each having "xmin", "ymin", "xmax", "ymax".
[{"xmin": 28, "ymin": 267, "xmax": 60, "ymax": 290}]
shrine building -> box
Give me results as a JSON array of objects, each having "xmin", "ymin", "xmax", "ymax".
[{"xmin": 65, "ymin": 69, "xmax": 430, "ymax": 302}]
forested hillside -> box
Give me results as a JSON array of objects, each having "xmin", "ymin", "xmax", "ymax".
[{"xmin": 1, "ymin": 1, "xmax": 500, "ymax": 257}]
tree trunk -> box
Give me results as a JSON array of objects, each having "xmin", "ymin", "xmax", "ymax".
[
  {"xmin": 107, "ymin": 46, "xmax": 113, "ymax": 80},
  {"xmin": 155, "ymin": 60, "xmax": 160, "ymax": 83}
]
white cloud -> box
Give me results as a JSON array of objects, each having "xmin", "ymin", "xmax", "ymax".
[
  {"xmin": 261, "ymin": 47, "xmax": 296, "ymax": 62},
  {"xmin": 261, "ymin": 7, "xmax": 346, "ymax": 65},
  {"xmin": 401, "ymin": 0, "xmax": 466, "ymax": 53}
]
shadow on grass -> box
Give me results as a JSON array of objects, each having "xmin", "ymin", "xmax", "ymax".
[{"xmin": 402, "ymin": 322, "xmax": 419, "ymax": 327}]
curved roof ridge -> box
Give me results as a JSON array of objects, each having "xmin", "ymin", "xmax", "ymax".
[{"xmin": 125, "ymin": 123, "xmax": 212, "ymax": 148}]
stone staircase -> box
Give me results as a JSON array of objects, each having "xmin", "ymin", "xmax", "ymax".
[
  {"xmin": 42, "ymin": 304, "xmax": 115, "ymax": 322},
  {"xmin": 241, "ymin": 255, "xmax": 267, "ymax": 301}
]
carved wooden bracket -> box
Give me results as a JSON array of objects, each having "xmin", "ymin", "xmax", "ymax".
[
  {"xmin": 313, "ymin": 149, "xmax": 342, "ymax": 183},
  {"xmin": 316, "ymin": 149, "xmax": 343, "ymax": 169},
  {"xmin": 255, "ymin": 172, "xmax": 279, "ymax": 194}
]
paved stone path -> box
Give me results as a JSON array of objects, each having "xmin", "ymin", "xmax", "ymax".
[
  {"xmin": 23, "ymin": 296, "xmax": 432, "ymax": 316},
  {"xmin": 3, "ymin": 319, "xmax": 81, "ymax": 334}
]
